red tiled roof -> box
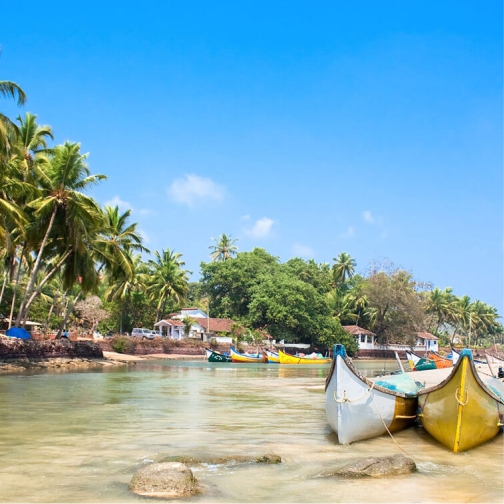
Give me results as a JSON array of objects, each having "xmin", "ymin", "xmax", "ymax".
[
  {"xmin": 343, "ymin": 325, "xmax": 376, "ymax": 336},
  {"xmin": 417, "ymin": 331, "xmax": 439, "ymax": 341},
  {"xmin": 181, "ymin": 307, "xmax": 199, "ymax": 311},
  {"xmin": 192, "ymin": 318, "xmax": 236, "ymax": 333}
]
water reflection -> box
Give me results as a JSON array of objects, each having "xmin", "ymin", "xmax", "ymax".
[{"xmin": 0, "ymin": 359, "xmax": 501, "ymax": 503}]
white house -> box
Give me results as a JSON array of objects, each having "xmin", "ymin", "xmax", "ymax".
[
  {"xmin": 171, "ymin": 307, "xmax": 208, "ymax": 320},
  {"xmin": 343, "ymin": 325, "xmax": 377, "ymax": 350},
  {"xmin": 415, "ymin": 332, "xmax": 439, "ymax": 352},
  {"xmin": 154, "ymin": 319, "xmax": 185, "ymax": 339}
]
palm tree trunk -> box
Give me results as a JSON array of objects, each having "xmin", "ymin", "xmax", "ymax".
[
  {"xmin": 0, "ymin": 270, "xmax": 7, "ymax": 307},
  {"xmin": 16, "ymin": 206, "xmax": 58, "ymax": 327},
  {"xmin": 56, "ymin": 290, "xmax": 83, "ymax": 338},
  {"xmin": 20, "ymin": 249, "xmax": 71, "ymax": 325},
  {"xmin": 7, "ymin": 247, "xmax": 25, "ymax": 329}
]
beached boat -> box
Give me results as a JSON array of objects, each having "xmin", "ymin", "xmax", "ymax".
[
  {"xmin": 205, "ymin": 348, "xmax": 231, "ymax": 363},
  {"xmin": 229, "ymin": 346, "xmax": 267, "ymax": 363},
  {"xmin": 417, "ymin": 348, "xmax": 504, "ymax": 453},
  {"xmin": 406, "ymin": 350, "xmax": 437, "ymax": 371},
  {"xmin": 325, "ymin": 344, "xmax": 421, "ymax": 444},
  {"xmin": 427, "ymin": 351, "xmax": 453, "ymax": 369},
  {"xmin": 264, "ymin": 348, "xmax": 280, "ymax": 363},
  {"xmin": 278, "ymin": 349, "xmax": 331, "ymax": 365},
  {"xmin": 451, "ymin": 347, "xmax": 486, "ymax": 365}
]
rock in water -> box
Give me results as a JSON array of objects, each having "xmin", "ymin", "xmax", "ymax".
[
  {"xmin": 330, "ymin": 454, "xmax": 416, "ymax": 478},
  {"xmin": 129, "ymin": 462, "xmax": 201, "ymax": 498}
]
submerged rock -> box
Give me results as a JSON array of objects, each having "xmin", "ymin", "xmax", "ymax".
[
  {"xmin": 159, "ymin": 453, "xmax": 282, "ymax": 466},
  {"xmin": 327, "ymin": 454, "xmax": 416, "ymax": 478},
  {"xmin": 129, "ymin": 462, "xmax": 202, "ymax": 499}
]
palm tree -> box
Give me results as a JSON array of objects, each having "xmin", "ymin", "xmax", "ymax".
[
  {"xmin": 209, "ymin": 233, "xmax": 238, "ymax": 261},
  {"xmin": 146, "ymin": 249, "xmax": 191, "ymax": 321},
  {"xmin": 15, "ymin": 142, "xmax": 106, "ymax": 325},
  {"xmin": 332, "ymin": 252, "xmax": 356, "ymax": 287},
  {"xmin": 0, "ymin": 80, "xmax": 26, "ymax": 159}
]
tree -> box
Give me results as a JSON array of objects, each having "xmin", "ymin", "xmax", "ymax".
[
  {"xmin": 183, "ymin": 316, "xmax": 195, "ymax": 337},
  {"xmin": 0, "ymin": 80, "xmax": 26, "ymax": 159},
  {"xmin": 74, "ymin": 295, "xmax": 109, "ymax": 333},
  {"xmin": 332, "ymin": 252, "xmax": 356, "ymax": 287},
  {"xmin": 146, "ymin": 249, "xmax": 191, "ymax": 320},
  {"xmin": 209, "ymin": 233, "xmax": 238, "ymax": 261}
]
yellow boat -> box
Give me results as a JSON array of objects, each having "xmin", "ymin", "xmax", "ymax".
[
  {"xmin": 229, "ymin": 346, "xmax": 267, "ymax": 363},
  {"xmin": 278, "ymin": 349, "xmax": 331, "ymax": 365},
  {"xmin": 417, "ymin": 348, "xmax": 504, "ymax": 452}
]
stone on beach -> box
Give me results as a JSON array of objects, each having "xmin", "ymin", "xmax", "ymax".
[
  {"xmin": 129, "ymin": 462, "xmax": 202, "ymax": 499},
  {"xmin": 325, "ymin": 454, "xmax": 417, "ymax": 478},
  {"xmin": 160, "ymin": 453, "xmax": 282, "ymax": 465}
]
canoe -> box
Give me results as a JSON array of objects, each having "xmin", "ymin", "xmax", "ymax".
[
  {"xmin": 325, "ymin": 344, "xmax": 421, "ymax": 444},
  {"xmin": 205, "ymin": 348, "xmax": 231, "ymax": 363},
  {"xmin": 264, "ymin": 349, "xmax": 280, "ymax": 363},
  {"xmin": 417, "ymin": 348, "xmax": 504, "ymax": 453},
  {"xmin": 229, "ymin": 346, "xmax": 267, "ymax": 363},
  {"xmin": 427, "ymin": 351, "xmax": 453, "ymax": 369},
  {"xmin": 451, "ymin": 347, "xmax": 486, "ymax": 365},
  {"xmin": 278, "ymin": 349, "xmax": 331, "ymax": 365},
  {"xmin": 406, "ymin": 350, "xmax": 437, "ymax": 371}
]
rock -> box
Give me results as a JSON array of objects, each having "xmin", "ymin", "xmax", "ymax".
[
  {"xmin": 129, "ymin": 462, "xmax": 201, "ymax": 499},
  {"xmin": 329, "ymin": 454, "xmax": 416, "ymax": 478},
  {"xmin": 255, "ymin": 454, "xmax": 282, "ymax": 464},
  {"xmin": 159, "ymin": 453, "xmax": 282, "ymax": 466}
]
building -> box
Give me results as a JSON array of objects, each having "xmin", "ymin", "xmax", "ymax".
[{"xmin": 342, "ymin": 325, "xmax": 377, "ymax": 350}]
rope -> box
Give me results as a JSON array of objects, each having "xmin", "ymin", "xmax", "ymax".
[
  {"xmin": 455, "ymin": 387, "xmax": 469, "ymax": 406},
  {"xmin": 333, "ymin": 382, "xmax": 376, "ymax": 403}
]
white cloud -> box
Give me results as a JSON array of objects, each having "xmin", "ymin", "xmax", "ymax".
[
  {"xmin": 137, "ymin": 227, "xmax": 151, "ymax": 244},
  {"xmin": 167, "ymin": 174, "xmax": 225, "ymax": 207},
  {"xmin": 104, "ymin": 195, "xmax": 133, "ymax": 212},
  {"xmin": 363, "ymin": 210, "xmax": 375, "ymax": 224},
  {"xmin": 139, "ymin": 208, "xmax": 157, "ymax": 216},
  {"xmin": 245, "ymin": 217, "xmax": 274, "ymax": 238},
  {"xmin": 292, "ymin": 243, "xmax": 315, "ymax": 258},
  {"xmin": 338, "ymin": 226, "xmax": 355, "ymax": 239}
]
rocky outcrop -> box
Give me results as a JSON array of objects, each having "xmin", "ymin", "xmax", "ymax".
[
  {"xmin": 129, "ymin": 462, "xmax": 202, "ymax": 499},
  {"xmin": 324, "ymin": 454, "xmax": 416, "ymax": 478},
  {"xmin": 0, "ymin": 337, "xmax": 103, "ymax": 360}
]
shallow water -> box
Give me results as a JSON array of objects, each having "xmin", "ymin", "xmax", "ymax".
[{"xmin": 0, "ymin": 359, "xmax": 502, "ymax": 503}]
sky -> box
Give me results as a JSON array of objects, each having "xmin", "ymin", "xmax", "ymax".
[{"xmin": 1, "ymin": 1, "xmax": 502, "ymax": 314}]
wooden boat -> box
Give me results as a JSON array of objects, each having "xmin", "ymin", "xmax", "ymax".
[
  {"xmin": 325, "ymin": 344, "xmax": 421, "ymax": 444},
  {"xmin": 406, "ymin": 350, "xmax": 437, "ymax": 371},
  {"xmin": 264, "ymin": 348, "xmax": 280, "ymax": 363},
  {"xmin": 451, "ymin": 347, "xmax": 486, "ymax": 365},
  {"xmin": 229, "ymin": 346, "xmax": 267, "ymax": 363},
  {"xmin": 427, "ymin": 351, "xmax": 453, "ymax": 369},
  {"xmin": 417, "ymin": 348, "xmax": 504, "ymax": 452},
  {"xmin": 205, "ymin": 348, "xmax": 231, "ymax": 363},
  {"xmin": 278, "ymin": 349, "xmax": 331, "ymax": 365}
]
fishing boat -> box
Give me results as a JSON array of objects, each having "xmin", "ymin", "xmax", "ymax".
[
  {"xmin": 417, "ymin": 348, "xmax": 504, "ymax": 453},
  {"xmin": 278, "ymin": 349, "xmax": 331, "ymax": 365},
  {"xmin": 451, "ymin": 347, "xmax": 486, "ymax": 365},
  {"xmin": 205, "ymin": 348, "xmax": 231, "ymax": 363},
  {"xmin": 325, "ymin": 344, "xmax": 421, "ymax": 444},
  {"xmin": 406, "ymin": 350, "xmax": 437, "ymax": 371},
  {"xmin": 264, "ymin": 348, "xmax": 280, "ymax": 363},
  {"xmin": 229, "ymin": 346, "xmax": 267, "ymax": 363},
  {"xmin": 427, "ymin": 351, "xmax": 453, "ymax": 369}
]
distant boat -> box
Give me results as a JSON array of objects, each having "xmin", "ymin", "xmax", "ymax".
[
  {"xmin": 406, "ymin": 350, "xmax": 437, "ymax": 371},
  {"xmin": 229, "ymin": 346, "xmax": 267, "ymax": 363},
  {"xmin": 325, "ymin": 344, "xmax": 421, "ymax": 444},
  {"xmin": 427, "ymin": 351, "xmax": 453, "ymax": 369},
  {"xmin": 417, "ymin": 348, "xmax": 504, "ymax": 453},
  {"xmin": 278, "ymin": 349, "xmax": 331, "ymax": 365},
  {"xmin": 205, "ymin": 348, "xmax": 231, "ymax": 363},
  {"xmin": 451, "ymin": 347, "xmax": 486, "ymax": 365},
  {"xmin": 264, "ymin": 348, "xmax": 280, "ymax": 363}
]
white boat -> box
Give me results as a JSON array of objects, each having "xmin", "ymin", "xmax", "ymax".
[{"xmin": 325, "ymin": 344, "xmax": 421, "ymax": 444}]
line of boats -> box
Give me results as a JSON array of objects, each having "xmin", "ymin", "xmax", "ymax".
[
  {"xmin": 205, "ymin": 346, "xmax": 332, "ymax": 364},
  {"xmin": 325, "ymin": 344, "xmax": 504, "ymax": 452}
]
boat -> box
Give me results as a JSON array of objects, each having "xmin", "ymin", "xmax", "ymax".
[
  {"xmin": 485, "ymin": 352, "xmax": 504, "ymax": 378},
  {"xmin": 205, "ymin": 348, "xmax": 231, "ymax": 363},
  {"xmin": 325, "ymin": 344, "xmax": 421, "ymax": 444},
  {"xmin": 278, "ymin": 348, "xmax": 331, "ymax": 365},
  {"xmin": 264, "ymin": 348, "xmax": 280, "ymax": 363},
  {"xmin": 406, "ymin": 350, "xmax": 437, "ymax": 371},
  {"xmin": 451, "ymin": 347, "xmax": 486, "ymax": 365},
  {"xmin": 229, "ymin": 346, "xmax": 267, "ymax": 363},
  {"xmin": 417, "ymin": 348, "xmax": 504, "ymax": 453},
  {"xmin": 427, "ymin": 351, "xmax": 453, "ymax": 369}
]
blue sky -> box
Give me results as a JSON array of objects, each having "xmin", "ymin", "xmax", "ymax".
[{"xmin": 1, "ymin": 1, "xmax": 502, "ymax": 314}]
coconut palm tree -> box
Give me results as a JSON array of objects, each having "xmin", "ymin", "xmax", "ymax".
[
  {"xmin": 332, "ymin": 252, "xmax": 356, "ymax": 287},
  {"xmin": 146, "ymin": 249, "xmax": 191, "ymax": 320},
  {"xmin": 0, "ymin": 80, "xmax": 26, "ymax": 159},
  {"xmin": 15, "ymin": 142, "xmax": 106, "ymax": 326},
  {"xmin": 209, "ymin": 233, "xmax": 238, "ymax": 261}
]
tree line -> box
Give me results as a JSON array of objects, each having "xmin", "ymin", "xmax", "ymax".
[{"xmin": 1, "ymin": 79, "xmax": 502, "ymax": 352}]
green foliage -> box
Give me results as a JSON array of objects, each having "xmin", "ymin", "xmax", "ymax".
[
  {"xmin": 111, "ymin": 336, "xmax": 136, "ymax": 354},
  {"xmin": 318, "ymin": 319, "xmax": 359, "ymax": 356}
]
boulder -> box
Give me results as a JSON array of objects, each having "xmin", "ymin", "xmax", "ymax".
[
  {"xmin": 328, "ymin": 454, "xmax": 416, "ymax": 478},
  {"xmin": 129, "ymin": 462, "xmax": 201, "ymax": 499}
]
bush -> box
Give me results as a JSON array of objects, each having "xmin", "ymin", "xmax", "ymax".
[{"xmin": 111, "ymin": 336, "xmax": 136, "ymax": 354}]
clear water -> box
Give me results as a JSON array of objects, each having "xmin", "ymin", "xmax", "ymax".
[{"xmin": 0, "ymin": 359, "xmax": 502, "ymax": 503}]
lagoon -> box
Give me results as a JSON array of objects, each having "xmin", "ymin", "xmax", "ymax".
[{"xmin": 0, "ymin": 359, "xmax": 502, "ymax": 503}]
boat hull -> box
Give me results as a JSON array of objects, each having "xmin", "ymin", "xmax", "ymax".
[
  {"xmin": 427, "ymin": 351, "xmax": 453, "ymax": 369},
  {"xmin": 406, "ymin": 350, "xmax": 437, "ymax": 371},
  {"xmin": 205, "ymin": 348, "xmax": 231, "ymax": 363},
  {"xmin": 229, "ymin": 346, "xmax": 266, "ymax": 363},
  {"xmin": 264, "ymin": 349, "xmax": 280, "ymax": 363},
  {"xmin": 279, "ymin": 349, "xmax": 331, "ymax": 365},
  {"xmin": 325, "ymin": 345, "xmax": 418, "ymax": 444},
  {"xmin": 418, "ymin": 349, "xmax": 504, "ymax": 452}
]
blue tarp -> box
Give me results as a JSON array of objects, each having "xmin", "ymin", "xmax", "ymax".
[{"xmin": 6, "ymin": 327, "xmax": 31, "ymax": 339}]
